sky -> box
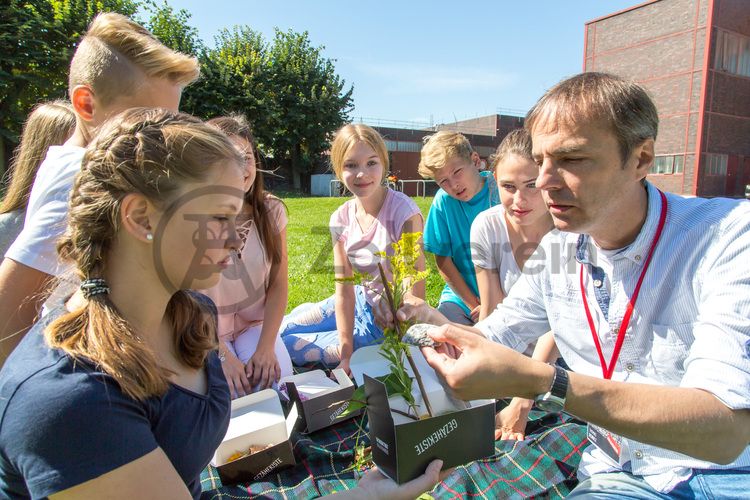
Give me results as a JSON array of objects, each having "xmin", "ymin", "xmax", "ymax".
[{"xmin": 165, "ymin": 0, "xmax": 640, "ymax": 126}]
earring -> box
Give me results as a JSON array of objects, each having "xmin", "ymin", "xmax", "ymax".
[{"xmin": 146, "ymin": 233, "xmax": 154, "ymax": 242}]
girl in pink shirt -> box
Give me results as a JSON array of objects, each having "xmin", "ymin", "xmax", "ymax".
[
  {"xmin": 203, "ymin": 116, "xmax": 293, "ymax": 398},
  {"xmin": 281, "ymin": 124, "xmax": 425, "ymax": 374}
]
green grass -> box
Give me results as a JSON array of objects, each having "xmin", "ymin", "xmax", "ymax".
[{"xmin": 284, "ymin": 196, "xmax": 442, "ymax": 312}]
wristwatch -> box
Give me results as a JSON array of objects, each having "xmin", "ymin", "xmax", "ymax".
[{"xmin": 534, "ymin": 365, "xmax": 569, "ymax": 412}]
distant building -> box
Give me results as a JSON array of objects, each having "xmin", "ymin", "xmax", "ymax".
[
  {"xmin": 585, "ymin": 0, "xmax": 750, "ymax": 197},
  {"xmin": 357, "ymin": 114, "xmax": 524, "ymax": 195}
]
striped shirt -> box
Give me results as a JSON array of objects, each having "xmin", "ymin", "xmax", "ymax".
[{"xmin": 477, "ymin": 182, "xmax": 750, "ymax": 492}]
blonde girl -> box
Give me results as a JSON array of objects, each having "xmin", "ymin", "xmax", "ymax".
[
  {"xmin": 0, "ymin": 100, "xmax": 76, "ymax": 256},
  {"xmin": 281, "ymin": 124, "xmax": 425, "ymax": 374}
]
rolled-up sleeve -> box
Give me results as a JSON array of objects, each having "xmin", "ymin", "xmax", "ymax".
[{"xmin": 682, "ymin": 216, "xmax": 750, "ymax": 409}]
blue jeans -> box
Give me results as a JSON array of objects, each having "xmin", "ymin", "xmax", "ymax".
[
  {"xmin": 567, "ymin": 469, "xmax": 750, "ymax": 499},
  {"xmin": 280, "ymin": 285, "xmax": 384, "ymax": 367}
]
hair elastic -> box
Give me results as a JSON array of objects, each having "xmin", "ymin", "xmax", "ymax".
[{"xmin": 80, "ymin": 278, "xmax": 110, "ymax": 299}]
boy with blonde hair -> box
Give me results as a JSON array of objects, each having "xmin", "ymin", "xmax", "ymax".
[
  {"xmin": 0, "ymin": 13, "xmax": 199, "ymax": 363},
  {"xmin": 419, "ymin": 131, "xmax": 499, "ymax": 325}
]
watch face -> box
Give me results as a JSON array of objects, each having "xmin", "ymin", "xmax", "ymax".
[{"xmin": 535, "ymin": 397, "xmax": 564, "ymax": 413}]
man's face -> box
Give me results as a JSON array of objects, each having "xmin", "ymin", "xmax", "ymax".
[
  {"xmin": 433, "ymin": 156, "xmax": 483, "ymax": 201},
  {"xmin": 531, "ymin": 119, "xmax": 643, "ymax": 245}
]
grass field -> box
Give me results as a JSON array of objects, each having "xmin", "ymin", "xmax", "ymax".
[{"xmin": 284, "ymin": 196, "xmax": 443, "ymax": 312}]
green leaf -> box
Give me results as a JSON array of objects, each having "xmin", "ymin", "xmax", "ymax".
[{"xmin": 340, "ymin": 385, "xmax": 367, "ymax": 417}]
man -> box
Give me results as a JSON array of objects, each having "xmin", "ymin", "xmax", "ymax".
[
  {"xmin": 401, "ymin": 72, "xmax": 750, "ymax": 497},
  {"xmin": 0, "ymin": 13, "xmax": 199, "ymax": 364}
]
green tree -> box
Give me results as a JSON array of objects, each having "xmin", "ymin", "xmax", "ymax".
[
  {"xmin": 0, "ymin": 0, "xmax": 138, "ymax": 172},
  {"xmin": 180, "ymin": 26, "xmax": 270, "ymax": 127},
  {"xmin": 265, "ymin": 29, "xmax": 353, "ymax": 190},
  {"xmin": 142, "ymin": 0, "xmax": 201, "ymax": 56},
  {"xmin": 180, "ymin": 26, "xmax": 353, "ymax": 192}
]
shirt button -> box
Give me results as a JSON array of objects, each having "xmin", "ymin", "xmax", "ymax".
[
  {"xmin": 634, "ymin": 255, "xmax": 642, "ymax": 261},
  {"xmin": 634, "ymin": 450, "xmax": 644, "ymax": 459},
  {"xmin": 593, "ymin": 279, "xmax": 603, "ymax": 288},
  {"xmin": 625, "ymin": 362, "xmax": 635, "ymax": 372}
]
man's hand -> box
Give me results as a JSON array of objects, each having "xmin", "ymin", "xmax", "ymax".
[
  {"xmin": 246, "ymin": 346, "xmax": 281, "ymax": 390},
  {"xmin": 420, "ymin": 324, "xmax": 552, "ymax": 401}
]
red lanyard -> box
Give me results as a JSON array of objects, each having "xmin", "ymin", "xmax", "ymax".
[{"xmin": 580, "ymin": 190, "xmax": 668, "ymax": 380}]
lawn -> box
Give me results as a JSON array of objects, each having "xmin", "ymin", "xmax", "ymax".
[{"xmin": 283, "ymin": 195, "xmax": 443, "ymax": 312}]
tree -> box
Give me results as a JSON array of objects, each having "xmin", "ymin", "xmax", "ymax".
[
  {"xmin": 180, "ymin": 26, "xmax": 270, "ymax": 126},
  {"xmin": 1, "ymin": 2, "xmax": 354, "ymax": 193},
  {"xmin": 181, "ymin": 27, "xmax": 353, "ymax": 192},
  {"xmin": 0, "ymin": 0, "xmax": 138, "ymax": 172},
  {"xmin": 264, "ymin": 29, "xmax": 353, "ymax": 190},
  {"xmin": 143, "ymin": 0, "xmax": 202, "ymax": 56}
]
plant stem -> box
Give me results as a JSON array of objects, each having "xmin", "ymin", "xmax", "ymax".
[
  {"xmin": 390, "ymin": 407, "xmax": 420, "ymax": 421},
  {"xmin": 377, "ymin": 262, "xmax": 433, "ymax": 418}
]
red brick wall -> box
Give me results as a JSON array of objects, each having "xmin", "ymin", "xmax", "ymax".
[
  {"xmin": 584, "ymin": 0, "xmax": 708, "ymax": 195},
  {"xmin": 648, "ymin": 173, "xmax": 687, "ymax": 192},
  {"xmin": 586, "ymin": 0, "xmax": 750, "ymax": 198}
]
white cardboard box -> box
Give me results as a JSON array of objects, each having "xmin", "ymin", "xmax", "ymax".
[
  {"xmin": 280, "ymin": 369, "xmax": 361, "ymax": 433},
  {"xmin": 350, "ymin": 345, "xmax": 495, "ymax": 484},
  {"xmin": 211, "ymin": 389, "xmax": 297, "ymax": 484}
]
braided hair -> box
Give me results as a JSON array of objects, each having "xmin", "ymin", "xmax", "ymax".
[{"xmin": 46, "ymin": 108, "xmax": 242, "ymax": 401}]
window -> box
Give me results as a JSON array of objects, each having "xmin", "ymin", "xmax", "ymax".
[
  {"xmin": 673, "ymin": 155, "xmax": 684, "ymax": 174},
  {"xmin": 649, "ymin": 154, "xmax": 685, "ymax": 175},
  {"xmin": 397, "ymin": 141, "xmax": 422, "ymax": 153},
  {"xmin": 705, "ymin": 154, "xmax": 728, "ymax": 177},
  {"xmin": 715, "ymin": 30, "xmax": 750, "ymax": 78},
  {"xmin": 383, "ymin": 140, "xmax": 422, "ymax": 153}
]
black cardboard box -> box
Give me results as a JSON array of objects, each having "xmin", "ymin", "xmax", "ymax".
[
  {"xmin": 211, "ymin": 389, "xmax": 297, "ymax": 485},
  {"xmin": 281, "ymin": 368, "xmax": 362, "ymax": 433},
  {"xmin": 351, "ymin": 346, "xmax": 495, "ymax": 484}
]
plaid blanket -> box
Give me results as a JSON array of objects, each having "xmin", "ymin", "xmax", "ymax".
[{"xmin": 200, "ymin": 406, "xmax": 589, "ymax": 499}]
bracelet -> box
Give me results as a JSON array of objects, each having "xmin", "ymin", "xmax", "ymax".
[{"xmin": 218, "ymin": 350, "xmax": 226, "ymax": 363}]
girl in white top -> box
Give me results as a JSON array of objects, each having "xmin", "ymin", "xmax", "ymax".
[{"xmin": 470, "ymin": 129, "xmax": 558, "ymax": 441}]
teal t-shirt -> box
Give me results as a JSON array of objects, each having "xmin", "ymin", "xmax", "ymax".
[{"xmin": 423, "ymin": 171, "xmax": 500, "ymax": 313}]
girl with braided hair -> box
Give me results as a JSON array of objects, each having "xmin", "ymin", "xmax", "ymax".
[
  {"xmin": 0, "ymin": 108, "xmax": 443, "ymax": 499},
  {"xmin": 0, "ymin": 108, "xmax": 246, "ymax": 498}
]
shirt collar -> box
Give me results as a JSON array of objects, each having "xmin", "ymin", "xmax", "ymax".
[{"xmin": 575, "ymin": 182, "xmax": 664, "ymax": 266}]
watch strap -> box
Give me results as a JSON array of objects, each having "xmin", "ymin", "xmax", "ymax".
[{"xmin": 549, "ymin": 365, "xmax": 569, "ymax": 400}]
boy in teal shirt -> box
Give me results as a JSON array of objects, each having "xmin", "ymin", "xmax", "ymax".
[{"xmin": 420, "ymin": 132, "xmax": 499, "ymax": 324}]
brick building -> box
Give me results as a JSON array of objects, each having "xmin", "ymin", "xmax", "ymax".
[
  {"xmin": 584, "ymin": 0, "xmax": 750, "ymax": 197},
  {"xmin": 367, "ymin": 114, "xmax": 524, "ymax": 195}
]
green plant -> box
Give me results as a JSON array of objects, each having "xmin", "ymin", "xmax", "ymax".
[
  {"xmin": 340, "ymin": 231, "xmax": 432, "ymax": 419},
  {"xmin": 282, "ymin": 196, "xmax": 441, "ymax": 312}
]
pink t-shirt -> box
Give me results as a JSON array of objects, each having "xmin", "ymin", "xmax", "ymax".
[
  {"xmin": 203, "ymin": 196, "xmax": 287, "ymax": 342},
  {"xmin": 329, "ymin": 189, "xmax": 422, "ymax": 306}
]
